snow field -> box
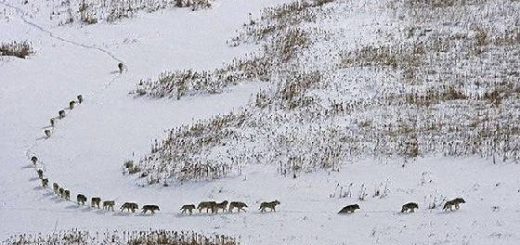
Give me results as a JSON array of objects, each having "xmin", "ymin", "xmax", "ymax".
[{"xmin": 1, "ymin": 0, "xmax": 520, "ymax": 244}]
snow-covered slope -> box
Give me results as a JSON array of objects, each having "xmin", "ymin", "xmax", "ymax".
[{"xmin": 1, "ymin": 0, "xmax": 520, "ymax": 244}]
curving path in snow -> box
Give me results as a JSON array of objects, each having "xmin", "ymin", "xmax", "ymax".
[
  {"xmin": 0, "ymin": 0, "xmax": 288, "ymax": 240},
  {"xmin": 2, "ymin": 0, "xmax": 520, "ymax": 244}
]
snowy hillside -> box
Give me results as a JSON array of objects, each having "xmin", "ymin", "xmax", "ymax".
[{"xmin": 1, "ymin": 0, "xmax": 520, "ymax": 244}]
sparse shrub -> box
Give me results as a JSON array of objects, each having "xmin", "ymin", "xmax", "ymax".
[
  {"xmin": 132, "ymin": 56, "xmax": 271, "ymax": 99},
  {"xmin": 126, "ymin": 0, "xmax": 520, "ymax": 185},
  {"xmin": 405, "ymin": 0, "xmax": 489, "ymax": 9},
  {"xmin": 124, "ymin": 160, "xmax": 134, "ymax": 169},
  {"xmin": 268, "ymin": 27, "xmax": 310, "ymax": 63},
  {"xmin": 340, "ymin": 44, "xmax": 424, "ymax": 70},
  {"xmin": 46, "ymin": 0, "xmax": 216, "ymax": 25},
  {"xmin": 78, "ymin": 1, "xmax": 98, "ymax": 24},
  {"xmin": 330, "ymin": 183, "xmax": 353, "ymax": 198},
  {"xmin": 3, "ymin": 229, "xmax": 238, "ymax": 245},
  {"xmin": 0, "ymin": 41, "xmax": 33, "ymax": 59},
  {"xmin": 358, "ymin": 184, "xmax": 368, "ymax": 201},
  {"xmin": 373, "ymin": 180, "xmax": 390, "ymax": 198},
  {"xmin": 426, "ymin": 193, "xmax": 446, "ymax": 209},
  {"xmin": 175, "ymin": 0, "xmax": 213, "ymax": 10},
  {"xmin": 235, "ymin": 0, "xmax": 336, "ymax": 44},
  {"xmin": 123, "ymin": 160, "xmax": 141, "ymax": 175}
]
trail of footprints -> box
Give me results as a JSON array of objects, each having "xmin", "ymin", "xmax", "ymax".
[{"xmin": 29, "ymin": 94, "xmax": 467, "ymax": 217}]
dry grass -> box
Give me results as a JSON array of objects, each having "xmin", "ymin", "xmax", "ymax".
[
  {"xmin": 0, "ymin": 41, "xmax": 33, "ymax": 59},
  {"xmin": 4, "ymin": 229, "xmax": 239, "ymax": 245},
  {"xmin": 47, "ymin": 0, "xmax": 215, "ymax": 25},
  {"xmin": 132, "ymin": 56, "xmax": 271, "ymax": 99},
  {"xmin": 129, "ymin": 0, "xmax": 520, "ymax": 184}
]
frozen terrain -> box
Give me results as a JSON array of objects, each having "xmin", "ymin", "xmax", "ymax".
[{"xmin": 1, "ymin": 0, "xmax": 520, "ymax": 244}]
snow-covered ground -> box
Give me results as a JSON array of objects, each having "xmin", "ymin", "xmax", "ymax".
[{"xmin": 1, "ymin": 0, "xmax": 520, "ymax": 244}]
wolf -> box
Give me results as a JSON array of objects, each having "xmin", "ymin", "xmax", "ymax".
[
  {"xmin": 50, "ymin": 118, "xmax": 55, "ymax": 127},
  {"xmin": 44, "ymin": 129, "xmax": 51, "ymax": 138},
  {"xmin": 229, "ymin": 201, "xmax": 248, "ymax": 213},
  {"xmin": 338, "ymin": 204, "xmax": 360, "ymax": 214},
  {"xmin": 401, "ymin": 202, "xmax": 419, "ymax": 213},
  {"xmin": 120, "ymin": 202, "xmax": 138, "ymax": 213},
  {"xmin": 103, "ymin": 200, "xmax": 115, "ymax": 211},
  {"xmin": 69, "ymin": 100, "xmax": 76, "ymax": 110},
  {"xmin": 142, "ymin": 205, "xmax": 160, "ymax": 214},
  {"xmin": 180, "ymin": 204, "xmax": 196, "ymax": 215},
  {"xmin": 53, "ymin": 183, "xmax": 59, "ymax": 194},
  {"xmin": 37, "ymin": 169, "xmax": 44, "ymax": 179},
  {"xmin": 214, "ymin": 200, "xmax": 228, "ymax": 213},
  {"xmin": 77, "ymin": 194, "xmax": 87, "ymax": 205},
  {"xmin": 452, "ymin": 198, "xmax": 466, "ymax": 209},
  {"xmin": 443, "ymin": 198, "xmax": 466, "ymax": 211},
  {"xmin": 41, "ymin": 178, "xmax": 48, "ymax": 188},
  {"xmin": 91, "ymin": 197, "xmax": 101, "ymax": 208},
  {"xmin": 259, "ymin": 200, "xmax": 281, "ymax": 212},
  {"xmin": 31, "ymin": 156, "xmax": 38, "ymax": 165},
  {"xmin": 118, "ymin": 63, "xmax": 125, "ymax": 73},
  {"xmin": 77, "ymin": 95, "xmax": 83, "ymax": 104},
  {"xmin": 197, "ymin": 201, "xmax": 217, "ymax": 213},
  {"xmin": 58, "ymin": 187, "xmax": 65, "ymax": 198},
  {"xmin": 59, "ymin": 110, "xmax": 65, "ymax": 118},
  {"xmin": 64, "ymin": 190, "xmax": 70, "ymax": 200}
]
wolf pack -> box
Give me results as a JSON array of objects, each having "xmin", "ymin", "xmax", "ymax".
[
  {"xmin": 33, "ymin": 149, "xmax": 286, "ymax": 216},
  {"xmin": 34, "ymin": 157, "xmax": 466, "ymax": 216},
  {"xmin": 41, "ymin": 63, "xmax": 124, "ymax": 139},
  {"xmin": 42, "ymin": 94, "xmax": 83, "ymax": 139},
  {"xmin": 337, "ymin": 198, "xmax": 466, "ymax": 215},
  {"xmin": 36, "ymin": 151, "xmax": 287, "ymax": 216},
  {"xmin": 30, "ymin": 83, "xmax": 467, "ymax": 217},
  {"xmin": 180, "ymin": 200, "xmax": 280, "ymax": 215}
]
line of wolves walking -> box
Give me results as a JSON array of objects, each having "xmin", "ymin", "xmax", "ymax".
[
  {"xmin": 31, "ymin": 85, "xmax": 464, "ymax": 216},
  {"xmin": 43, "ymin": 62, "xmax": 124, "ymax": 138},
  {"xmin": 34, "ymin": 158, "xmax": 282, "ymax": 216},
  {"xmin": 35, "ymin": 156, "xmax": 466, "ymax": 217},
  {"xmin": 36, "ymin": 165, "xmax": 467, "ymax": 217},
  {"xmin": 180, "ymin": 200, "xmax": 281, "ymax": 215},
  {"xmin": 34, "ymin": 156, "xmax": 466, "ymax": 217},
  {"xmin": 337, "ymin": 198, "xmax": 466, "ymax": 215},
  {"xmin": 29, "ymin": 62, "xmax": 468, "ymax": 219},
  {"xmin": 43, "ymin": 95, "xmax": 83, "ymax": 139},
  {"xmin": 43, "ymin": 180, "xmax": 280, "ymax": 215}
]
